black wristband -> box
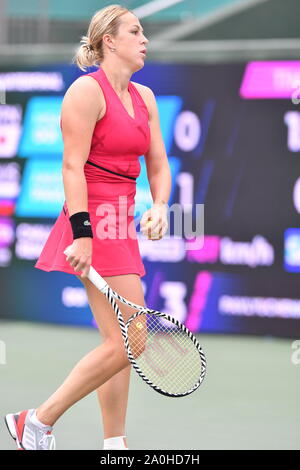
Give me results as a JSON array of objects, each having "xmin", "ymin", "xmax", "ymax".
[{"xmin": 69, "ymin": 211, "xmax": 93, "ymax": 239}]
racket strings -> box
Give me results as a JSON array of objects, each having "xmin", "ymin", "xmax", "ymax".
[
  {"xmin": 127, "ymin": 313, "xmax": 203, "ymax": 394},
  {"xmin": 130, "ymin": 327, "xmax": 200, "ymax": 393}
]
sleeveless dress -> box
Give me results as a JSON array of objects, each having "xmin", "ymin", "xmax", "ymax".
[{"xmin": 34, "ymin": 67, "xmax": 151, "ymax": 277}]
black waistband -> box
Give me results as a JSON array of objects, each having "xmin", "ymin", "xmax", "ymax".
[{"xmin": 85, "ymin": 160, "xmax": 137, "ymax": 181}]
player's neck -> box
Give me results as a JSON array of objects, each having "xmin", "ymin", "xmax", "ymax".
[{"xmin": 100, "ymin": 63, "xmax": 132, "ymax": 94}]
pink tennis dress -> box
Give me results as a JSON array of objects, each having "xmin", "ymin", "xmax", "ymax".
[{"xmin": 35, "ymin": 67, "xmax": 151, "ymax": 277}]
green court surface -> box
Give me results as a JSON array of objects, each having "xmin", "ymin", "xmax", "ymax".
[{"xmin": 0, "ymin": 319, "xmax": 299, "ymax": 450}]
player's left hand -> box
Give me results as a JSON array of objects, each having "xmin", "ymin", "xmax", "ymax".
[{"xmin": 140, "ymin": 202, "xmax": 168, "ymax": 240}]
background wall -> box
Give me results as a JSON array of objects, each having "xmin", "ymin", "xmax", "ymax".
[
  {"xmin": 1, "ymin": 58, "xmax": 300, "ymax": 338},
  {"xmin": 1, "ymin": 0, "xmax": 300, "ymax": 452}
]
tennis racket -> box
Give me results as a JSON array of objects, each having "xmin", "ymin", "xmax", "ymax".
[{"xmin": 64, "ymin": 246, "xmax": 206, "ymax": 397}]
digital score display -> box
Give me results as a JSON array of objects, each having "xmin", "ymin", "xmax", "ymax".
[{"xmin": 0, "ymin": 61, "xmax": 300, "ymax": 338}]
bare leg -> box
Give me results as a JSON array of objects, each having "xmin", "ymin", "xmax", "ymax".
[
  {"xmin": 97, "ymin": 366, "xmax": 131, "ymax": 442},
  {"xmin": 80, "ymin": 273, "xmax": 146, "ymax": 444},
  {"xmin": 35, "ymin": 339, "xmax": 129, "ymax": 427},
  {"xmin": 35, "ymin": 274, "xmax": 144, "ymax": 437}
]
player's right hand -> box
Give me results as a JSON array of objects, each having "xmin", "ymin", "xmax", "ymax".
[{"xmin": 64, "ymin": 238, "xmax": 92, "ymax": 278}]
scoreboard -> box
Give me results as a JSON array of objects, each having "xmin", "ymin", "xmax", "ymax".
[{"xmin": 0, "ymin": 61, "xmax": 300, "ymax": 338}]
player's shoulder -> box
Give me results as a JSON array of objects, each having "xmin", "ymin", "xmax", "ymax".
[
  {"xmin": 63, "ymin": 73, "xmax": 104, "ymax": 110},
  {"xmin": 131, "ymin": 81, "xmax": 155, "ymax": 99},
  {"xmin": 65, "ymin": 73, "xmax": 103, "ymax": 98},
  {"xmin": 131, "ymin": 82, "xmax": 156, "ymax": 116}
]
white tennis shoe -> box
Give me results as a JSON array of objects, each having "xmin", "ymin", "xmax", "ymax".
[{"xmin": 4, "ymin": 408, "xmax": 56, "ymax": 450}]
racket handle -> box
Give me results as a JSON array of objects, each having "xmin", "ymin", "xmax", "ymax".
[
  {"xmin": 63, "ymin": 245, "xmax": 108, "ymax": 292},
  {"xmin": 87, "ymin": 266, "xmax": 108, "ymax": 292}
]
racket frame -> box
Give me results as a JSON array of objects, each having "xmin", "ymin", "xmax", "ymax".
[{"xmin": 63, "ymin": 249, "xmax": 206, "ymax": 397}]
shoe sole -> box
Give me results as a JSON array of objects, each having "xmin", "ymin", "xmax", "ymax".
[{"xmin": 4, "ymin": 413, "xmax": 25, "ymax": 450}]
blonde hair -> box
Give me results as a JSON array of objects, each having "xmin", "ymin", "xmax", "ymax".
[{"xmin": 73, "ymin": 4, "xmax": 133, "ymax": 72}]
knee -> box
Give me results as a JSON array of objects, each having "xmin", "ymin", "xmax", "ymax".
[
  {"xmin": 104, "ymin": 338, "xmax": 130, "ymax": 368},
  {"xmin": 104, "ymin": 335, "xmax": 146, "ymax": 363}
]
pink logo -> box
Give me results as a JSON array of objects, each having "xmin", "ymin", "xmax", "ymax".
[
  {"xmin": 240, "ymin": 61, "xmax": 300, "ymax": 99},
  {"xmin": 186, "ymin": 235, "xmax": 220, "ymax": 263}
]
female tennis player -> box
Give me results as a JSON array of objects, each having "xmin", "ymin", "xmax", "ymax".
[{"xmin": 4, "ymin": 4, "xmax": 171, "ymax": 450}]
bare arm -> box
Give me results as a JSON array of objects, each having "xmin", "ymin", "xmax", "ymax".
[
  {"xmin": 143, "ymin": 86, "xmax": 171, "ymax": 206},
  {"xmin": 140, "ymin": 86, "xmax": 171, "ymax": 239},
  {"xmin": 61, "ymin": 75, "xmax": 103, "ymax": 276},
  {"xmin": 61, "ymin": 76, "xmax": 102, "ymax": 216}
]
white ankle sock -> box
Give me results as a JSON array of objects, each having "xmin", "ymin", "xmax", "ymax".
[
  {"xmin": 103, "ymin": 435, "xmax": 128, "ymax": 450},
  {"xmin": 29, "ymin": 409, "xmax": 52, "ymax": 429}
]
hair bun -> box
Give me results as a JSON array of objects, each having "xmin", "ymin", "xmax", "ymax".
[
  {"xmin": 74, "ymin": 5, "xmax": 130, "ymax": 72},
  {"xmin": 80, "ymin": 35, "xmax": 93, "ymax": 52}
]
